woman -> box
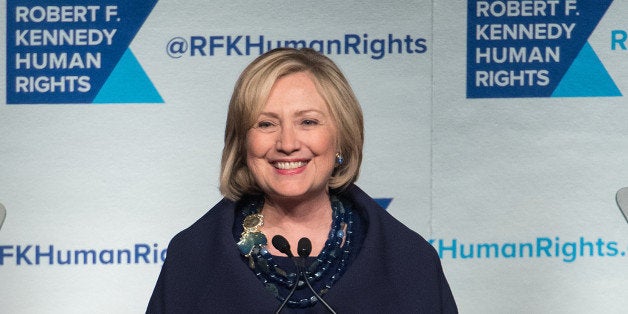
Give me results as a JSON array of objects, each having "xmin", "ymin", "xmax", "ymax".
[{"xmin": 148, "ymin": 48, "xmax": 457, "ymax": 313}]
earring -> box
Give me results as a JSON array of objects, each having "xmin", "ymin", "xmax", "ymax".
[{"xmin": 335, "ymin": 153, "xmax": 344, "ymax": 166}]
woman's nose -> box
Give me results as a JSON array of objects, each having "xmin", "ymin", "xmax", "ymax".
[{"xmin": 276, "ymin": 125, "xmax": 300, "ymax": 154}]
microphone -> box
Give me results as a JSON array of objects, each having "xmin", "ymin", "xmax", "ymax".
[
  {"xmin": 0, "ymin": 203, "xmax": 6, "ymax": 230},
  {"xmin": 272, "ymin": 235, "xmax": 299, "ymax": 314},
  {"xmin": 272, "ymin": 235, "xmax": 294, "ymax": 258},
  {"xmin": 272, "ymin": 235, "xmax": 337, "ymax": 314},
  {"xmin": 297, "ymin": 237, "xmax": 311, "ymax": 258},
  {"xmin": 296, "ymin": 238, "xmax": 337, "ymax": 314},
  {"xmin": 616, "ymin": 187, "xmax": 628, "ymax": 224}
]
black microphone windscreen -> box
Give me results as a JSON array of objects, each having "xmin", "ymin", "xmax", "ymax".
[
  {"xmin": 272, "ymin": 235, "xmax": 293, "ymax": 257},
  {"xmin": 297, "ymin": 237, "xmax": 312, "ymax": 258}
]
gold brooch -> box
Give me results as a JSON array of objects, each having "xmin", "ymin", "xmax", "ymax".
[{"xmin": 237, "ymin": 213, "xmax": 266, "ymax": 257}]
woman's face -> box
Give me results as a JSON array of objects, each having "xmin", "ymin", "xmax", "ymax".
[{"xmin": 246, "ymin": 72, "xmax": 338, "ymax": 201}]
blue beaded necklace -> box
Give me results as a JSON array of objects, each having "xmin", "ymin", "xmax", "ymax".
[{"xmin": 236, "ymin": 195, "xmax": 354, "ymax": 308}]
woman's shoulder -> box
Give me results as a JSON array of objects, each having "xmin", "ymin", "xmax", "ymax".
[
  {"xmin": 342, "ymin": 184, "xmax": 438, "ymax": 257},
  {"xmin": 167, "ymin": 198, "xmax": 236, "ymax": 252}
]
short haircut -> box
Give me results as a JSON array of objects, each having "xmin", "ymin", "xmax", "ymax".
[{"xmin": 220, "ymin": 48, "xmax": 364, "ymax": 201}]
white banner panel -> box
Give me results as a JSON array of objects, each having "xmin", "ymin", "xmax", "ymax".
[
  {"xmin": 1, "ymin": 1, "xmax": 433, "ymax": 312},
  {"xmin": 434, "ymin": 1, "xmax": 627, "ymax": 313}
]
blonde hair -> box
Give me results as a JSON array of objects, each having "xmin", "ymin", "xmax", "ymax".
[{"xmin": 220, "ymin": 48, "xmax": 364, "ymax": 201}]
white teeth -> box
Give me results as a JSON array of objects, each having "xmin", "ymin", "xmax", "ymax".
[{"xmin": 274, "ymin": 161, "xmax": 307, "ymax": 169}]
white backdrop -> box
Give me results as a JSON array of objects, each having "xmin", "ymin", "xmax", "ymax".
[{"xmin": 1, "ymin": 1, "xmax": 627, "ymax": 313}]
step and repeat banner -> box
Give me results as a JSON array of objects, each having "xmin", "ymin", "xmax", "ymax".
[{"xmin": 1, "ymin": 1, "xmax": 627, "ymax": 313}]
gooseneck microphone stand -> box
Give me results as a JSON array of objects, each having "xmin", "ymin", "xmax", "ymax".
[
  {"xmin": 272, "ymin": 235, "xmax": 337, "ymax": 314},
  {"xmin": 272, "ymin": 235, "xmax": 300, "ymax": 314}
]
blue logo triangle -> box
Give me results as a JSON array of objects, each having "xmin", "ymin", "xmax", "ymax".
[
  {"xmin": 552, "ymin": 42, "xmax": 621, "ymax": 97},
  {"xmin": 94, "ymin": 49, "xmax": 163, "ymax": 104},
  {"xmin": 374, "ymin": 198, "xmax": 393, "ymax": 210}
]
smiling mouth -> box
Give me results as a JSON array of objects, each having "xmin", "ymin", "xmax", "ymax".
[{"xmin": 273, "ymin": 161, "xmax": 308, "ymax": 170}]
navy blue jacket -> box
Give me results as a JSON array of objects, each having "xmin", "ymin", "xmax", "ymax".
[{"xmin": 147, "ymin": 185, "xmax": 457, "ymax": 313}]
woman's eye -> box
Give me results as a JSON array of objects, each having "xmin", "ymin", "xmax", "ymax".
[
  {"xmin": 257, "ymin": 121, "xmax": 275, "ymax": 128},
  {"xmin": 301, "ymin": 119, "xmax": 319, "ymax": 126}
]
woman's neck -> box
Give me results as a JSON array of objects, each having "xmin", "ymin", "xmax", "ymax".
[{"xmin": 261, "ymin": 192, "xmax": 332, "ymax": 257}]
